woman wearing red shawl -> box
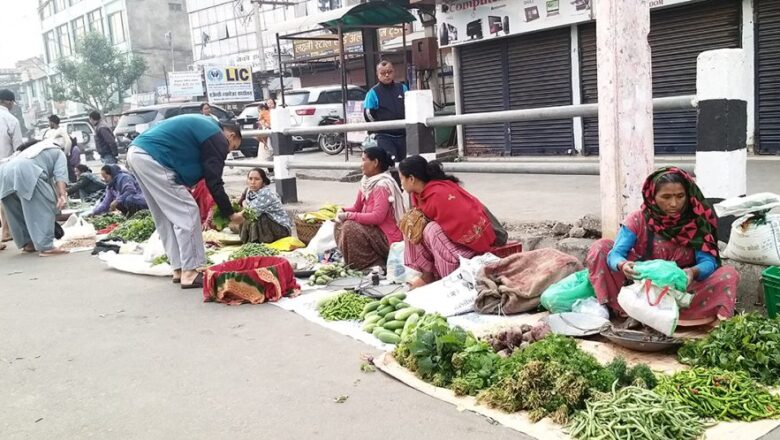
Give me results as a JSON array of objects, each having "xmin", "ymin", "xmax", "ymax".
[
  {"xmin": 398, "ymin": 155, "xmax": 504, "ymax": 289},
  {"xmin": 585, "ymin": 167, "xmax": 739, "ymax": 326}
]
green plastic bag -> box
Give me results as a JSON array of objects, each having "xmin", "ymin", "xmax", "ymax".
[
  {"xmin": 540, "ymin": 270, "xmax": 596, "ymax": 314},
  {"xmin": 633, "ymin": 260, "xmax": 688, "ymax": 292}
]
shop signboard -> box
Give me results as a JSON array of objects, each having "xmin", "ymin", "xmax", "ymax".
[
  {"xmin": 437, "ymin": 0, "xmax": 592, "ymax": 48},
  {"xmin": 204, "ymin": 66, "xmax": 254, "ymax": 103},
  {"xmin": 167, "ymin": 71, "xmax": 204, "ymax": 97},
  {"xmin": 293, "ymin": 27, "xmax": 409, "ymax": 60}
]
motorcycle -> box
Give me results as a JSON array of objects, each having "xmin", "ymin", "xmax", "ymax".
[{"xmin": 317, "ymin": 115, "xmax": 345, "ymax": 155}]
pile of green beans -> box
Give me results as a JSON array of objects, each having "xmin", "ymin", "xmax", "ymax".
[
  {"xmin": 567, "ymin": 385, "xmax": 705, "ymax": 440},
  {"xmin": 655, "ymin": 368, "xmax": 780, "ymax": 422},
  {"xmin": 318, "ymin": 291, "xmax": 373, "ymax": 321}
]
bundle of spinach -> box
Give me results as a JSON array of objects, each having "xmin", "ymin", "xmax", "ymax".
[
  {"xmin": 211, "ymin": 202, "xmax": 252, "ymax": 231},
  {"xmin": 87, "ymin": 213, "xmax": 127, "ymax": 230},
  {"xmin": 394, "ymin": 314, "xmax": 478, "ymax": 388},
  {"xmin": 129, "ymin": 210, "xmax": 151, "ymax": 220},
  {"xmin": 450, "ymin": 341, "xmax": 502, "ymax": 396},
  {"xmin": 108, "ymin": 216, "xmax": 156, "ymax": 242},
  {"xmin": 678, "ymin": 313, "xmax": 780, "ymax": 385}
]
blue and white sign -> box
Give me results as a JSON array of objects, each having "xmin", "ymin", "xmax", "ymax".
[{"xmin": 204, "ymin": 66, "xmax": 254, "ymax": 103}]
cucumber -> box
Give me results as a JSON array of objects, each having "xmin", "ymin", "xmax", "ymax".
[
  {"xmin": 383, "ymin": 320, "xmax": 406, "ymax": 330},
  {"xmin": 377, "ymin": 305, "xmax": 395, "ymax": 316},
  {"xmin": 372, "ymin": 326, "xmax": 385, "ymax": 337},
  {"xmin": 363, "ymin": 301, "xmax": 381, "ymax": 314},
  {"xmin": 394, "ymin": 302, "xmax": 410, "ymax": 310},
  {"xmin": 362, "ymin": 323, "xmax": 376, "ymax": 333},
  {"xmin": 385, "ymin": 292, "xmax": 407, "ymax": 301},
  {"xmin": 388, "ymin": 297, "xmax": 401, "ymax": 307},
  {"xmin": 395, "ymin": 329, "xmax": 403, "ymax": 336},
  {"xmin": 376, "ymin": 331, "xmax": 401, "ymax": 344},
  {"xmin": 363, "ymin": 311, "xmax": 378, "ymax": 320},
  {"xmin": 402, "ymin": 313, "xmax": 420, "ymax": 338},
  {"xmin": 384, "ymin": 309, "xmax": 398, "ymax": 319},
  {"xmin": 363, "ymin": 314, "xmax": 381, "ymax": 324},
  {"xmin": 376, "ymin": 317, "xmax": 387, "ymax": 327},
  {"xmin": 395, "ymin": 308, "xmax": 426, "ymax": 321}
]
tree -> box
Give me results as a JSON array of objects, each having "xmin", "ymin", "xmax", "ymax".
[{"xmin": 50, "ymin": 32, "xmax": 147, "ymax": 113}]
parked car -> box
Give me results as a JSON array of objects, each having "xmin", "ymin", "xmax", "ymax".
[
  {"xmin": 114, "ymin": 102, "xmax": 260, "ymax": 157},
  {"xmin": 32, "ymin": 117, "xmax": 99, "ymax": 160},
  {"xmin": 282, "ymin": 85, "xmax": 367, "ymax": 150}
]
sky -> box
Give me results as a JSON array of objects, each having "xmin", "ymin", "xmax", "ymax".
[{"xmin": 0, "ymin": 3, "xmax": 45, "ymax": 69}]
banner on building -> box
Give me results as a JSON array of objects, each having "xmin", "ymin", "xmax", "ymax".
[
  {"xmin": 293, "ymin": 27, "xmax": 409, "ymax": 60},
  {"xmin": 168, "ymin": 71, "xmax": 204, "ymax": 97},
  {"xmin": 437, "ymin": 0, "xmax": 592, "ymax": 48},
  {"xmin": 204, "ymin": 66, "xmax": 254, "ymax": 103}
]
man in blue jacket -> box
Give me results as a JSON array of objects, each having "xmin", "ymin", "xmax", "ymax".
[
  {"xmin": 364, "ymin": 60, "xmax": 408, "ymax": 163},
  {"xmin": 126, "ymin": 114, "xmax": 244, "ymax": 289}
]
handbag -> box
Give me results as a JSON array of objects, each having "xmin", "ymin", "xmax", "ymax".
[{"xmin": 399, "ymin": 208, "xmax": 428, "ymax": 245}]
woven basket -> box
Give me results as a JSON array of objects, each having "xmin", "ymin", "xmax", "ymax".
[{"xmin": 294, "ymin": 217, "xmax": 323, "ymax": 245}]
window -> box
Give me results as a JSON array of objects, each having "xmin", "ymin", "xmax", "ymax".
[
  {"xmin": 57, "ymin": 24, "xmax": 71, "ymax": 56},
  {"xmin": 87, "ymin": 9, "xmax": 104, "ymax": 35},
  {"xmin": 169, "ymin": 3, "xmax": 183, "ymax": 12},
  {"xmin": 71, "ymin": 16, "xmax": 86, "ymax": 44},
  {"xmin": 108, "ymin": 11, "xmax": 126, "ymax": 44},
  {"xmin": 44, "ymin": 31, "xmax": 59, "ymax": 63},
  {"xmin": 318, "ymin": 0, "xmax": 341, "ymax": 12},
  {"xmin": 54, "ymin": 0, "xmax": 67, "ymax": 13},
  {"xmin": 348, "ymin": 89, "xmax": 366, "ymax": 101},
  {"xmin": 69, "ymin": 0, "xmax": 83, "ymax": 5},
  {"xmin": 40, "ymin": 2, "xmax": 53, "ymax": 20}
]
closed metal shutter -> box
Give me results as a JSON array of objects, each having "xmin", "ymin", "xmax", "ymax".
[
  {"xmin": 580, "ymin": 0, "xmax": 741, "ymax": 155},
  {"xmin": 460, "ymin": 39, "xmax": 508, "ymax": 156},
  {"xmin": 507, "ymin": 27, "xmax": 574, "ymax": 155},
  {"xmin": 756, "ymin": 0, "xmax": 780, "ymax": 154},
  {"xmin": 459, "ymin": 29, "xmax": 573, "ymax": 156}
]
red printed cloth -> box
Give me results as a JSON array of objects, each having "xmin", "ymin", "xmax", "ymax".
[{"xmin": 203, "ymin": 256, "xmax": 300, "ymax": 305}]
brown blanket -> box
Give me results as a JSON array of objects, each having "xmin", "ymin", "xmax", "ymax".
[{"xmin": 475, "ymin": 249, "xmax": 582, "ymax": 315}]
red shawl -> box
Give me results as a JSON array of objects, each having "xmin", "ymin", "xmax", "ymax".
[
  {"xmin": 190, "ymin": 179, "xmax": 215, "ymax": 223},
  {"xmin": 414, "ymin": 180, "xmax": 495, "ymax": 253}
]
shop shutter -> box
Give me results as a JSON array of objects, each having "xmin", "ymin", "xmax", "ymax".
[
  {"xmin": 506, "ymin": 27, "xmax": 574, "ymax": 155},
  {"xmin": 460, "ymin": 39, "xmax": 508, "ymax": 156},
  {"xmin": 756, "ymin": 0, "xmax": 780, "ymax": 154},
  {"xmin": 579, "ymin": 0, "xmax": 741, "ymax": 155}
]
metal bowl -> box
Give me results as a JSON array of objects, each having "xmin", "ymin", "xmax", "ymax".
[{"xmin": 600, "ymin": 325, "xmax": 684, "ymax": 353}]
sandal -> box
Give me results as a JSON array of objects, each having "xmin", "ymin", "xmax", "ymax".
[
  {"xmin": 181, "ymin": 272, "xmax": 204, "ymax": 289},
  {"xmin": 39, "ymin": 248, "xmax": 69, "ymax": 257},
  {"xmin": 0, "ymin": 243, "xmax": 5, "ymax": 251},
  {"xmin": 22, "ymin": 244, "xmax": 36, "ymax": 253}
]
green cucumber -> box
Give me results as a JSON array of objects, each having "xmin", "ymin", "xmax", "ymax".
[
  {"xmin": 372, "ymin": 326, "xmax": 385, "ymax": 337},
  {"xmin": 385, "ymin": 292, "xmax": 406, "ymax": 301},
  {"xmin": 376, "ymin": 317, "xmax": 387, "ymax": 327},
  {"xmin": 383, "ymin": 320, "xmax": 406, "ymax": 330},
  {"xmin": 388, "ymin": 297, "xmax": 401, "ymax": 307},
  {"xmin": 363, "ymin": 301, "xmax": 381, "ymax": 314},
  {"xmin": 362, "ymin": 323, "xmax": 376, "ymax": 333},
  {"xmin": 401, "ymin": 313, "xmax": 420, "ymax": 338},
  {"xmin": 394, "ymin": 302, "xmax": 410, "ymax": 310},
  {"xmin": 376, "ymin": 331, "xmax": 401, "ymax": 344},
  {"xmin": 384, "ymin": 309, "xmax": 398, "ymax": 319},
  {"xmin": 395, "ymin": 308, "xmax": 425, "ymax": 321},
  {"xmin": 363, "ymin": 314, "xmax": 381, "ymax": 324},
  {"xmin": 395, "ymin": 329, "xmax": 403, "ymax": 335},
  {"xmin": 377, "ymin": 305, "xmax": 395, "ymax": 316}
]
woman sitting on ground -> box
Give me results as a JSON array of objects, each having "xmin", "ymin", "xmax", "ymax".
[
  {"xmin": 399, "ymin": 155, "xmax": 506, "ymax": 288},
  {"xmin": 585, "ymin": 167, "xmax": 739, "ymax": 326},
  {"xmin": 335, "ymin": 147, "xmax": 405, "ymax": 270},
  {"xmin": 89, "ymin": 165, "xmax": 148, "ymax": 217},
  {"xmin": 67, "ymin": 165, "xmax": 106, "ymax": 204},
  {"xmin": 238, "ymin": 168, "xmax": 291, "ymax": 243}
]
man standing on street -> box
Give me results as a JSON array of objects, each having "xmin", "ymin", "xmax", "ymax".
[
  {"xmin": 364, "ymin": 60, "xmax": 408, "ymax": 163},
  {"xmin": 126, "ymin": 114, "xmax": 244, "ymax": 289},
  {"xmin": 0, "ymin": 89, "xmax": 23, "ymax": 249},
  {"xmin": 44, "ymin": 115, "xmax": 73, "ymax": 155},
  {"xmin": 89, "ymin": 111, "xmax": 118, "ymax": 165}
]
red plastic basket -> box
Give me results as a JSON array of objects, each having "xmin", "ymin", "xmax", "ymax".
[{"xmin": 490, "ymin": 240, "xmax": 523, "ymax": 259}]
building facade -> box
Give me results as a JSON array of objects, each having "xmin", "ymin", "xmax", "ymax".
[
  {"xmin": 444, "ymin": 0, "xmax": 780, "ymax": 156},
  {"xmin": 38, "ymin": 0, "xmax": 194, "ymax": 115}
]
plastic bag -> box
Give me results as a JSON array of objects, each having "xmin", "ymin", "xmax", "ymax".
[
  {"xmin": 714, "ymin": 192, "xmax": 780, "ymax": 218},
  {"xmin": 572, "ymin": 297, "xmax": 610, "ymax": 320},
  {"xmin": 266, "ymin": 236, "xmax": 306, "ymax": 252},
  {"xmin": 405, "ymin": 253, "xmax": 500, "ymax": 317},
  {"xmin": 617, "ymin": 280, "xmax": 679, "ymax": 336},
  {"xmin": 61, "ymin": 214, "xmax": 97, "ymax": 241},
  {"xmin": 386, "ymin": 242, "xmax": 420, "ymax": 284},
  {"xmin": 633, "ymin": 260, "xmax": 688, "ymax": 292},
  {"xmin": 305, "ymin": 220, "xmax": 336, "ymax": 256},
  {"xmin": 142, "ymin": 231, "xmax": 165, "ymax": 262},
  {"xmin": 723, "ymin": 213, "xmax": 780, "ymax": 266},
  {"xmin": 539, "ymin": 270, "xmax": 596, "ymax": 314}
]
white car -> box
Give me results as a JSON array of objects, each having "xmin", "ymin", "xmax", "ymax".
[{"xmin": 282, "ymin": 85, "xmax": 367, "ymax": 153}]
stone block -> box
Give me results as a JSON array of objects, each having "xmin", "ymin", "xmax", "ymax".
[
  {"xmin": 552, "ymin": 222, "xmax": 572, "ymax": 236},
  {"xmin": 579, "ymin": 214, "xmax": 602, "ymax": 236},
  {"xmin": 569, "ymin": 227, "xmax": 587, "ymax": 238},
  {"xmin": 556, "ymin": 238, "xmax": 597, "ymax": 265}
]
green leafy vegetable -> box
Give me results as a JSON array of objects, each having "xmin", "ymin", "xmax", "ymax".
[
  {"xmin": 108, "ymin": 216, "xmax": 156, "ymax": 242},
  {"xmin": 678, "ymin": 313, "xmax": 780, "ymax": 385},
  {"xmin": 87, "ymin": 213, "xmax": 126, "ymax": 230},
  {"xmin": 151, "ymin": 255, "xmax": 169, "ymax": 266}
]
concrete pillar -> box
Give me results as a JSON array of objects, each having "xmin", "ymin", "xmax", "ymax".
[
  {"xmin": 742, "ymin": 0, "xmax": 756, "ymax": 149},
  {"xmin": 596, "ymin": 0, "xmax": 655, "ymax": 239},
  {"xmin": 452, "ymin": 47, "xmax": 466, "ymax": 158},
  {"xmin": 695, "ymin": 49, "xmax": 748, "ymax": 201},
  {"xmin": 405, "ymin": 89, "xmax": 436, "ymax": 161},
  {"xmin": 270, "ymin": 107, "xmax": 297, "ymax": 203},
  {"xmin": 570, "ymin": 25, "xmax": 584, "ymax": 155}
]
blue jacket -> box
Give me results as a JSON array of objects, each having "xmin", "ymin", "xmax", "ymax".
[{"xmin": 92, "ymin": 165, "xmax": 147, "ymax": 215}]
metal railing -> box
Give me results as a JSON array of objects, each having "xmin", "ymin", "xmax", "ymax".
[{"xmin": 227, "ymin": 95, "xmax": 698, "ymax": 177}]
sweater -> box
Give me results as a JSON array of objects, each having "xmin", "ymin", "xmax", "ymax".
[{"xmin": 344, "ymin": 187, "xmax": 403, "ymax": 244}]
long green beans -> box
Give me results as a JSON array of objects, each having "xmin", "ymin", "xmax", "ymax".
[
  {"xmin": 655, "ymin": 368, "xmax": 780, "ymax": 422},
  {"xmin": 567, "ymin": 385, "xmax": 706, "ymax": 440},
  {"xmin": 317, "ymin": 291, "xmax": 373, "ymax": 321}
]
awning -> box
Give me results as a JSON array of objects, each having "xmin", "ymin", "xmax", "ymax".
[{"xmin": 267, "ymin": 1, "xmax": 416, "ymax": 36}]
